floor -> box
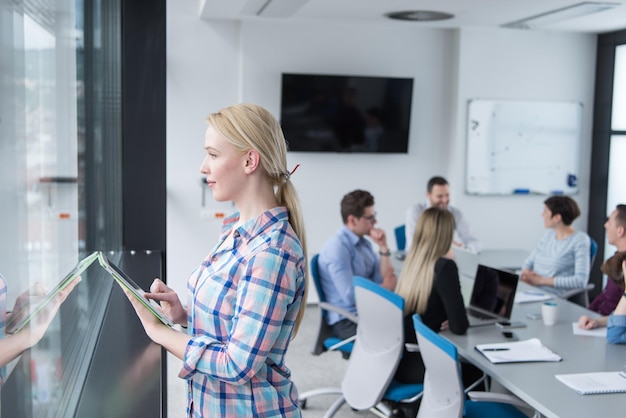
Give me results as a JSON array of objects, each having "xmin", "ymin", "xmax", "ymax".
[{"xmin": 166, "ymin": 304, "xmax": 379, "ymax": 417}]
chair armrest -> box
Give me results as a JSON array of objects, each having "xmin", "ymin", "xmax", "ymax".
[
  {"xmin": 467, "ymin": 391, "xmax": 530, "ymax": 409},
  {"xmin": 405, "ymin": 343, "xmax": 420, "ymax": 353},
  {"xmin": 327, "ymin": 335, "xmax": 356, "ymax": 351},
  {"xmin": 559, "ymin": 283, "xmax": 595, "ymax": 300},
  {"xmin": 318, "ymin": 302, "xmax": 358, "ymax": 323}
]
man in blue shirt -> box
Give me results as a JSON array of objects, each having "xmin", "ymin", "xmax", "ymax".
[{"xmin": 318, "ymin": 190, "xmax": 397, "ymax": 339}]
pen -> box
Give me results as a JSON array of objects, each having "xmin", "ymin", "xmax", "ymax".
[
  {"xmin": 483, "ymin": 348, "xmax": 510, "ymax": 352},
  {"xmin": 524, "ymin": 291, "xmax": 545, "ymax": 296}
]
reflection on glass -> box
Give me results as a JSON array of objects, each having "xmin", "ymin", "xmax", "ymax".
[
  {"xmin": 612, "ymin": 45, "xmax": 626, "ymax": 131},
  {"xmin": 606, "ymin": 135, "xmax": 626, "ymax": 259}
]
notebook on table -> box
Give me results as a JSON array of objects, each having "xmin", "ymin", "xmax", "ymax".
[
  {"xmin": 556, "ymin": 371, "xmax": 626, "ymax": 394},
  {"xmin": 466, "ymin": 264, "xmax": 519, "ymax": 327},
  {"xmin": 475, "ymin": 338, "xmax": 562, "ymax": 363}
]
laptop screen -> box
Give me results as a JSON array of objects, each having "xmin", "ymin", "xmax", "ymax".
[{"xmin": 469, "ymin": 264, "xmax": 519, "ymax": 320}]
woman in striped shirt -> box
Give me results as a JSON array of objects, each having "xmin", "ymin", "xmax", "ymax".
[
  {"xmin": 124, "ymin": 103, "xmax": 308, "ymax": 417},
  {"xmin": 521, "ymin": 196, "xmax": 590, "ymax": 296}
]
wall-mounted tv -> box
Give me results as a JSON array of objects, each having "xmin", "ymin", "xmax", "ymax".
[{"xmin": 280, "ymin": 73, "xmax": 413, "ymax": 153}]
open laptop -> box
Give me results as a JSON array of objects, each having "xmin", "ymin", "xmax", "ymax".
[{"xmin": 466, "ymin": 264, "xmax": 519, "ymax": 327}]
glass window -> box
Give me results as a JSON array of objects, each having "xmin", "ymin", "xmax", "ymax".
[
  {"xmin": 0, "ymin": 0, "xmax": 122, "ymax": 415},
  {"xmin": 612, "ymin": 45, "xmax": 626, "ymax": 131}
]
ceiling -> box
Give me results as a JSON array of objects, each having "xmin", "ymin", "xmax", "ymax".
[{"xmin": 199, "ymin": 0, "xmax": 626, "ymax": 34}]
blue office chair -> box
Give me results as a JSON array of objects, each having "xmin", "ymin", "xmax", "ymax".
[
  {"xmin": 323, "ymin": 277, "xmax": 423, "ymax": 417},
  {"xmin": 590, "ymin": 237, "xmax": 598, "ymax": 266},
  {"xmin": 298, "ymin": 254, "xmax": 356, "ymax": 410},
  {"xmin": 394, "ymin": 224, "xmax": 406, "ymax": 252},
  {"xmin": 413, "ymin": 314, "xmax": 537, "ymax": 418},
  {"xmin": 560, "ymin": 236, "xmax": 597, "ymax": 307},
  {"xmin": 309, "ymin": 254, "xmax": 356, "ymax": 356}
]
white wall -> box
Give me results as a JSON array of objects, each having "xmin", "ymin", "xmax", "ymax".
[{"xmin": 166, "ymin": 3, "xmax": 597, "ymax": 301}]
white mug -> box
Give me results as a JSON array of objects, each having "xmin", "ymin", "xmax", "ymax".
[{"xmin": 541, "ymin": 301, "xmax": 559, "ymax": 326}]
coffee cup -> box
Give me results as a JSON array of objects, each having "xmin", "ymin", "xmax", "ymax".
[{"xmin": 541, "ymin": 301, "xmax": 559, "ymax": 326}]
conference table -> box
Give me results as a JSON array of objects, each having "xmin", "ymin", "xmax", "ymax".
[{"xmin": 442, "ymin": 280, "xmax": 626, "ymax": 418}]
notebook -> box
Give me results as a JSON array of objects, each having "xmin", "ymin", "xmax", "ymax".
[
  {"xmin": 556, "ymin": 371, "xmax": 626, "ymax": 395},
  {"xmin": 97, "ymin": 252, "xmax": 173, "ymax": 327},
  {"xmin": 6, "ymin": 252, "xmax": 98, "ymax": 334},
  {"xmin": 466, "ymin": 264, "xmax": 519, "ymax": 327},
  {"xmin": 475, "ymin": 338, "xmax": 562, "ymax": 363}
]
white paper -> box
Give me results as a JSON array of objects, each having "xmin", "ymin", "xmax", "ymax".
[
  {"xmin": 572, "ymin": 322, "xmax": 607, "ymax": 337},
  {"xmin": 514, "ymin": 290, "xmax": 553, "ymax": 304},
  {"xmin": 475, "ymin": 338, "xmax": 562, "ymax": 363}
]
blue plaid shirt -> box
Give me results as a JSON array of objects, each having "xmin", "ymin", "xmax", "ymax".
[{"xmin": 179, "ymin": 207, "xmax": 306, "ymax": 417}]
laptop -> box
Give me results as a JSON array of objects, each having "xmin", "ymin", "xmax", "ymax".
[{"xmin": 466, "ymin": 264, "xmax": 519, "ymax": 327}]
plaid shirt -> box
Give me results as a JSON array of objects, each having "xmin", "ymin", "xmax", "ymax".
[{"xmin": 179, "ymin": 207, "xmax": 306, "ymax": 417}]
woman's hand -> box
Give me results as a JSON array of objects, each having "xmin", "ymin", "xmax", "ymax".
[
  {"xmin": 144, "ymin": 279, "xmax": 186, "ymax": 325},
  {"xmin": 9, "ymin": 283, "xmax": 48, "ymax": 323},
  {"xmin": 26, "ymin": 276, "xmax": 82, "ymax": 345},
  {"xmin": 520, "ymin": 269, "xmax": 552, "ymax": 287},
  {"xmin": 578, "ymin": 315, "xmax": 600, "ymax": 330}
]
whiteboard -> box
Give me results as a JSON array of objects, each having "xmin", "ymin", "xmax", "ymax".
[{"xmin": 466, "ymin": 99, "xmax": 582, "ymax": 196}]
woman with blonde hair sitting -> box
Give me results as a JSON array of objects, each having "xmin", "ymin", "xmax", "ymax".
[{"xmin": 394, "ymin": 207, "xmax": 472, "ymax": 385}]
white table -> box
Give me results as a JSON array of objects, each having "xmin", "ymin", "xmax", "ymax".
[{"xmin": 443, "ymin": 282, "xmax": 626, "ymax": 418}]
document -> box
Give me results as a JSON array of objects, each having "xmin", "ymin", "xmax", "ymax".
[
  {"xmin": 6, "ymin": 252, "xmax": 99, "ymax": 334},
  {"xmin": 556, "ymin": 371, "xmax": 626, "ymax": 394},
  {"xmin": 475, "ymin": 338, "xmax": 562, "ymax": 363},
  {"xmin": 98, "ymin": 252, "xmax": 173, "ymax": 327},
  {"xmin": 572, "ymin": 322, "xmax": 607, "ymax": 337},
  {"xmin": 514, "ymin": 290, "xmax": 553, "ymax": 304}
]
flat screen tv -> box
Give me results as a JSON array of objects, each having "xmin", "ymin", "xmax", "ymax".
[{"xmin": 280, "ymin": 73, "xmax": 413, "ymax": 153}]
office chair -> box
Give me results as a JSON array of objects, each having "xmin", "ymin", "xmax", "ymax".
[
  {"xmin": 413, "ymin": 314, "xmax": 539, "ymax": 418},
  {"xmin": 560, "ymin": 236, "xmax": 598, "ymax": 307},
  {"xmin": 323, "ymin": 277, "xmax": 423, "ymax": 418},
  {"xmin": 394, "ymin": 225, "xmax": 406, "ymax": 252},
  {"xmin": 297, "ymin": 254, "xmax": 357, "ymax": 409}
]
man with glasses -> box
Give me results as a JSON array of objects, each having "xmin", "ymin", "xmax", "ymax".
[
  {"xmin": 318, "ymin": 189, "xmax": 397, "ymax": 340},
  {"xmin": 405, "ymin": 176, "xmax": 481, "ymax": 253}
]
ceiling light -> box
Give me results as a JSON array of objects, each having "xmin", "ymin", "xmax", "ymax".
[
  {"xmin": 385, "ymin": 10, "xmax": 454, "ymax": 22},
  {"xmin": 502, "ymin": 2, "xmax": 620, "ymax": 29}
]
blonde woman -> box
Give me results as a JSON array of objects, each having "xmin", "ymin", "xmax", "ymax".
[
  {"xmin": 124, "ymin": 103, "xmax": 308, "ymax": 417},
  {"xmin": 394, "ymin": 207, "xmax": 469, "ymax": 385}
]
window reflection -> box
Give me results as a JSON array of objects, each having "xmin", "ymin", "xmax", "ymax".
[
  {"xmin": 0, "ymin": 0, "xmax": 122, "ymax": 416},
  {"xmin": 612, "ymin": 45, "xmax": 626, "ymax": 131}
]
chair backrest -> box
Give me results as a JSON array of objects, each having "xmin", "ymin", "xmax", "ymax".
[
  {"xmin": 341, "ymin": 277, "xmax": 405, "ymax": 410},
  {"xmin": 310, "ymin": 254, "xmax": 334, "ymax": 355},
  {"xmin": 589, "ymin": 237, "xmax": 598, "ymax": 266},
  {"xmin": 395, "ymin": 224, "xmax": 406, "ymax": 252},
  {"xmin": 413, "ymin": 314, "xmax": 465, "ymax": 418},
  {"xmin": 311, "ymin": 253, "xmax": 326, "ymax": 304}
]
